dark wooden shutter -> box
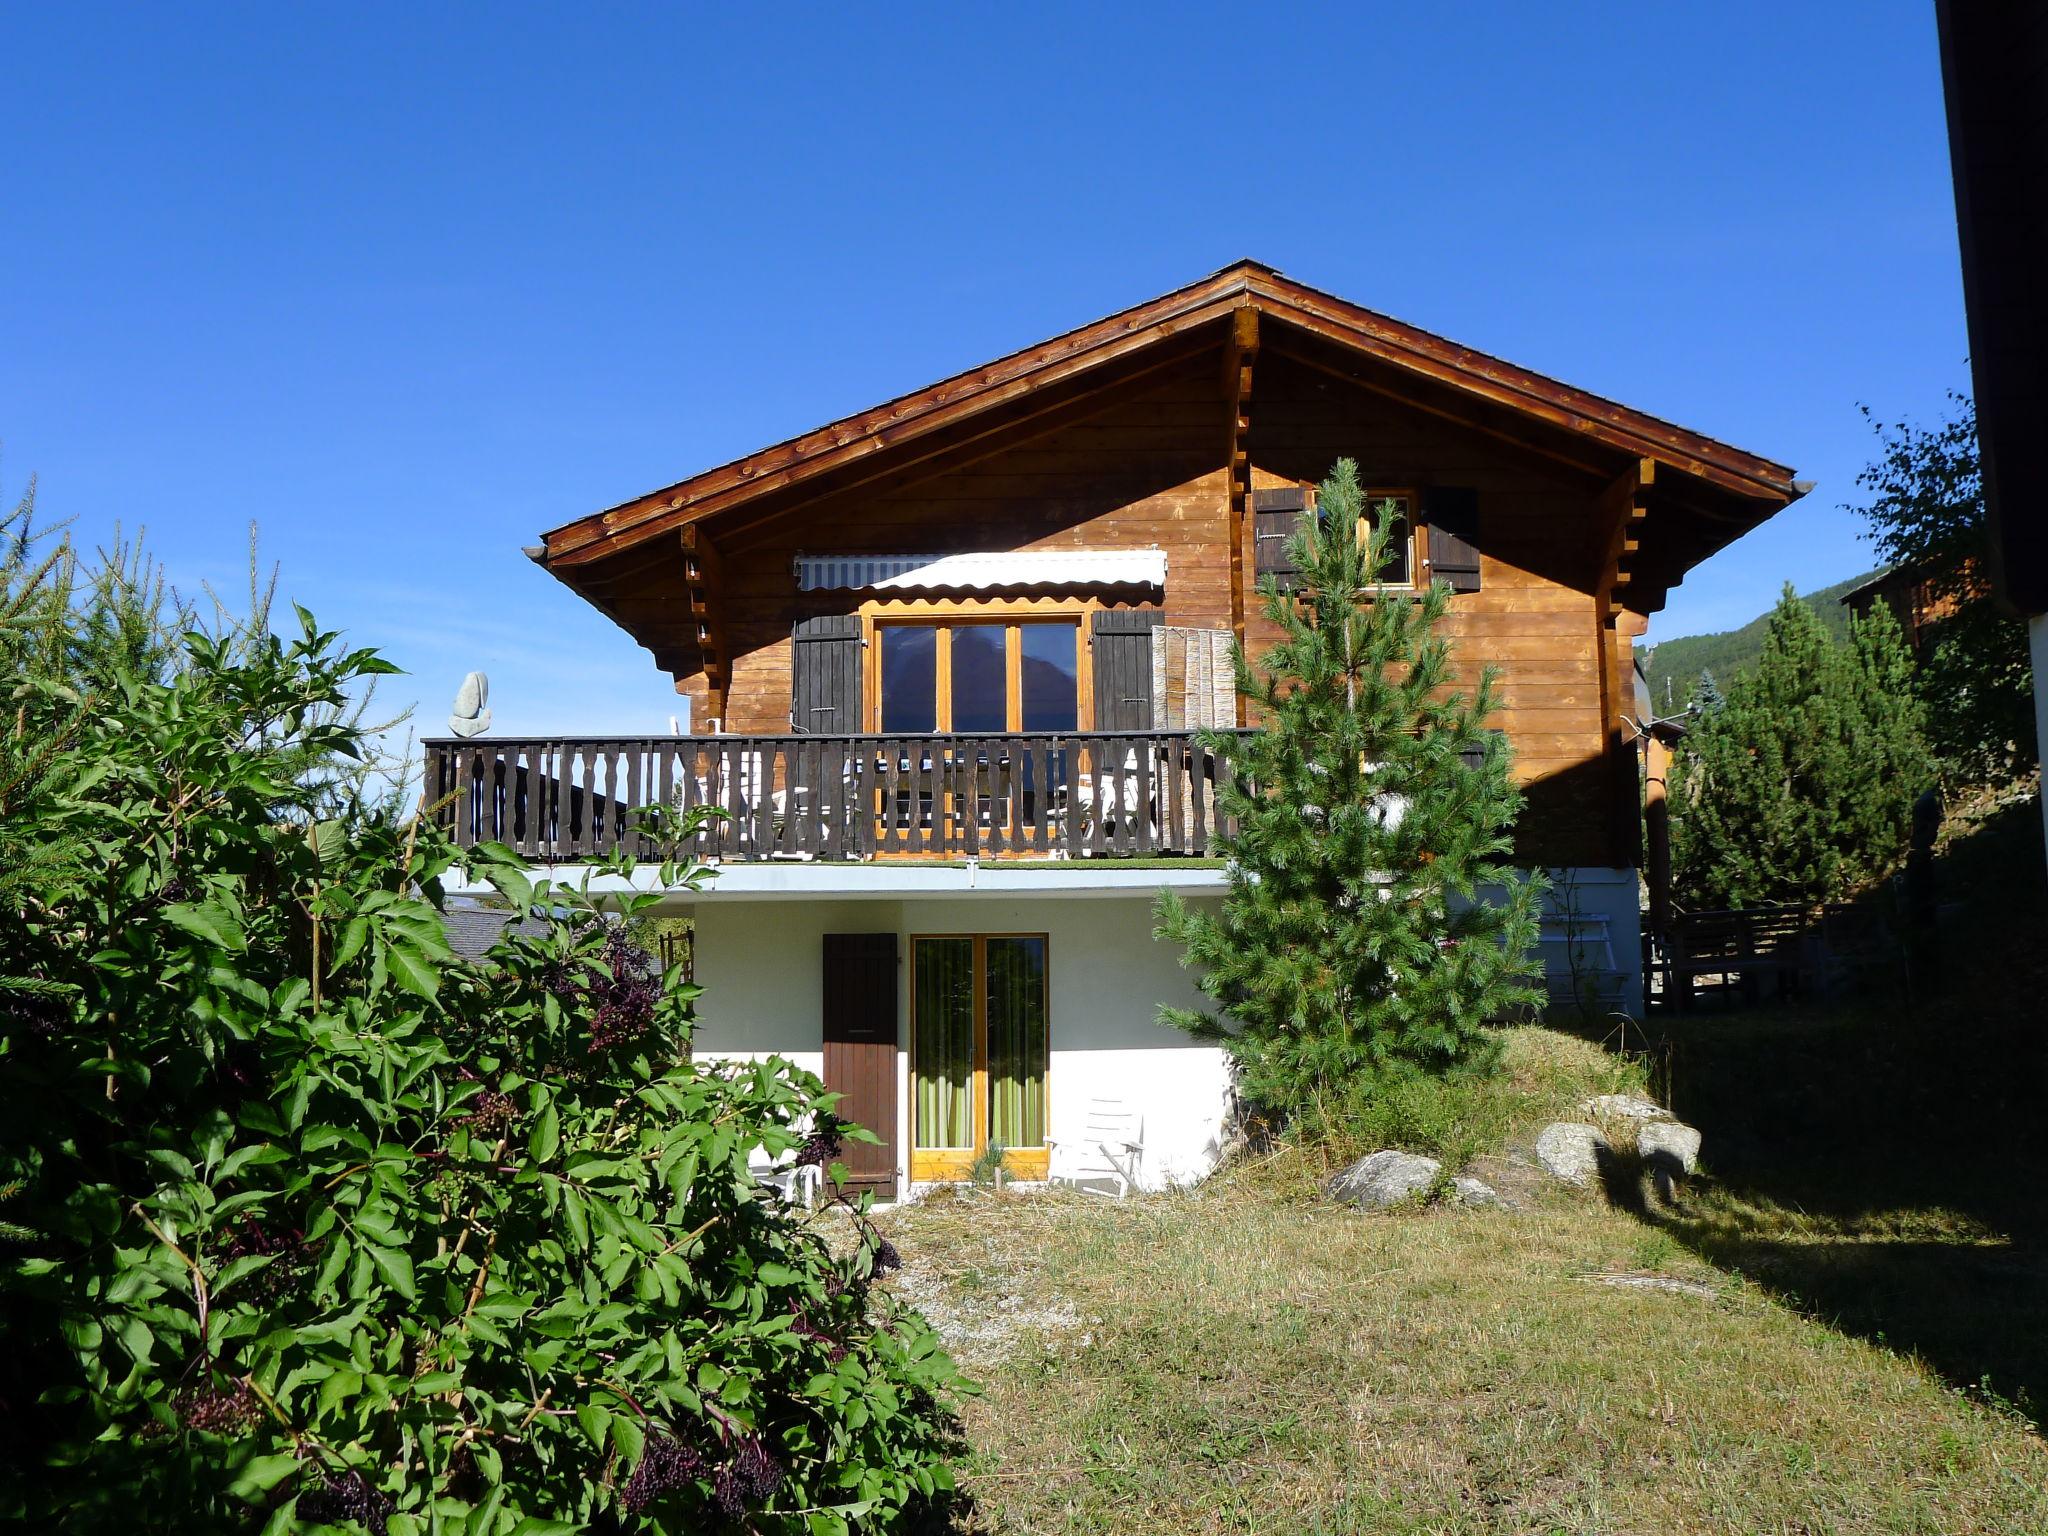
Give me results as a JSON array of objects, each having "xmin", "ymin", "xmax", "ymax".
[
  {"xmin": 1458, "ymin": 727, "xmax": 1507, "ymax": 771},
  {"xmin": 791, "ymin": 615, "xmax": 862, "ymax": 733},
  {"xmin": 1092, "ymin": 608, "xmax": 1163, "ymax": 730},
  {"xmin": 822, "ymin": 933, "xmax": 897, "ymax": 1199},
  {"xmin": 1423, "ymin": 486, "xmax": 1482, "ymax": 592},
  {"xmin": 1252, "ymin": 486, "xmax": 1309, "ymax": 589}
]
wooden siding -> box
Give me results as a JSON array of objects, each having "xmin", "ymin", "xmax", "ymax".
[
  {"xmin": 636, "ymin": 347, "xmax": 1639, "ymax": 867},
  {"xmin": 677, "ymin": 356, "xmax": 1232, "ymax": 736}
]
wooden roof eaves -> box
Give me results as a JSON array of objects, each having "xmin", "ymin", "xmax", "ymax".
[
  {"xmin": 538, "ymin": 259, "xmax": 1802, "ymax": 571},
  {"xmin": 540, "ymin": 271, "xmax": 1262, "ymax": 567},
  {"xmin": 1240, "ymin": 272, "xmax": 1801, "ymax": 502}
]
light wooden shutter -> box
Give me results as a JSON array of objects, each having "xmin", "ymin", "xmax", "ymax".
[
  {"xmin": 1091, "ymin": 608, "xmax": 1163, "ymax": 730},
  {"xmin": 1152, "ymin": 628, "xmax": 1236, "ymax": 729},
  {"xmin": 791, "ymin": 615, "xmax": 862, "ymax": 733},
  {"xmin": 1423, "ymin": 486, "xmax": 1482, "ymax": 592},
  {"xmin": 1252, "ymin": 486, "xmax": 1309, "ymax": 590}
]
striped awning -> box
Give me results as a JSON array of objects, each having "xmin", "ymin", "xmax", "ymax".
[{"xmin": 795, "ymin": 549, "xmax": 1167, "ymax": 593}]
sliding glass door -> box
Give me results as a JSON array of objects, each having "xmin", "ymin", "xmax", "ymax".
[{"xmin": 910, "ymin": 935, "xmax": 1049, "ymax": 1180}]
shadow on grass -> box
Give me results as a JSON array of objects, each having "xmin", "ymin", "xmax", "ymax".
[{"xmin": 1606, "ymin": 794, "xmax": 2048, "ymax": 1426}]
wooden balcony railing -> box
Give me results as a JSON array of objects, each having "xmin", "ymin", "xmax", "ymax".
[{"xmin": 422, "ymin": 731, "xmax": 1250, "ymax": 864}]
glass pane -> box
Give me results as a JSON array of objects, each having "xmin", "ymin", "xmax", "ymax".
[
  {"xmin": 986, "ymin": 937, "xmax": 1048, "ymax": 1149},
  {"xmin": 913, "ymin": 939, "xmax": 975, "ymax": 1149},
  {"xmin": 950, "ymin": 625, "xmax": 1006, "ymax": 734},
  {"xmin": 1018, "ymin": 623, "xmax": 1079, "ymax": 733},
  {"xmin": 880, "ymin": 626, "xmax": 937, "ymax": 733},
  {"xmin": 1370, "ymin": 496, "xmax": 1412, "ymax": 584}
]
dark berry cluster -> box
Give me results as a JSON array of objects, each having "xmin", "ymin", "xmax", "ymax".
[
  {"xmin": 619, "ymin": 1432, "xmax": 707, "ymax": 1513},
  {"xmin": 543, "ymin": 930, "xmax": 665, "ymax": 1054},
  {"xmin": 218, "ymin": 1216, "xmax": 312, "ymax": 1301},
  {"xmin": 175, "ymin": 1380, "xmax": 263, "ymax": 1434},
  {"xmin": 713, "ymin": 1433, "xmax": 783, "ymax": 1518},
  {"xmin": 787, "ymin": 1298, "xmax": 850, "ymax": 1363},
  {"xmin": 870, "ymin": 1237, "xmax": 901, "ymax": 1277},
  {"xmin": 464, "ymin": 1090, "xmax": 520, "ymax": 1135},
  {"xmin": 793, "ymin": 1113, "xmax": 844, "ymax": 1169},
  {"xmin": 0, "ymin": 994, "xmax": 66, "ymax": 1042},
  {"xmin": 586, "ymin": 931, "xmax": 662, "ymax": 1052},
  {"xmin": 297, "ymin": 1470, "xmax": 394, "ymax": 1536}
]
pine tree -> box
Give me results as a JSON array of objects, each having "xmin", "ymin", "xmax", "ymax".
[
  {"xmin": 1155, "ymin": 459, "xmax": 1544, "ymax": 1125},
  {"xmin": 1692, "ymin": 669, "xmax": 1724, "ymax": 715},
  {"xmin": 1671, "ymin": 586, "xmax": 1930, "ymax": 908}
]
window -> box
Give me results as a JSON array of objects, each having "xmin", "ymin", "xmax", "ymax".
[
  {"xmin": 1253, "ymin": 485, "xmax": 1420, "ymax": 590},
  {"xmin": 874, "ymin": 618, "xmax": 1082, "ymax": 733},
  {"xmin": 911, "ymin": 934, "xmax": 1049, "ymax": 1180},
  {"xmin": 1358, "ymin": 491, "xmax": 1417, "ymax": 586}
]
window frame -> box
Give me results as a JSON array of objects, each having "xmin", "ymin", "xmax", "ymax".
[
  {"xmin": 1317, "ymin": 483, "xmax": 1422, "ymax": 592},
  {"xmin": 861, "ymin": 597, "xmax": 1094, "ymax": 734},
  {"xmin": 908, "ymin": 931, "xmax": 1052, "ymax": 1182}
]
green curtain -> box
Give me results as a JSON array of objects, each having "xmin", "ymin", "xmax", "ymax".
[
  {"xmin": 986, "ymin": 937, "xmax": 1047, "ymax": 1149},
  {"xmin": 913, "ymin": 939, "xmax": 974, "ymax": 1148}
]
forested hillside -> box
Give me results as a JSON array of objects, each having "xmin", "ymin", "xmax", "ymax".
[{"xmin": 1638, "ymin": 569, "xmax": 1883, "ymax": 713}]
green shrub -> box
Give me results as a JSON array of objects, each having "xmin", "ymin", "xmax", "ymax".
[
  {"xmin": 1, "ymin": 611, "xmax": 966, "ymax": 1532},
  {"xmin": 1315, "ymin": 1027, "xmax": 1650, "ymax": 1170}
]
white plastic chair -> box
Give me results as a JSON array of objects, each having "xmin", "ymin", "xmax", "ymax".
[
  {"xmin": 1048, "ymin": 1099, "xmax": 1144, "ymax": 1199},
  {"xmin": 746, "ymin": 1111, "xmax": 824, "ymax": 1209},
  {"xmin": 1071, "ymin": 747, "xmax": 1158, "ymax": 846}
]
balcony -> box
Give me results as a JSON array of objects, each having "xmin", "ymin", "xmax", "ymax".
[{"xmin": 423, "ymin": 731, "xmax": 1248, "ymax": 864}]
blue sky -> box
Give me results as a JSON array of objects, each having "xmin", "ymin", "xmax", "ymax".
[{"xmin": 2, "ymin": 3, "xmax": 1969, "ymax": 742}]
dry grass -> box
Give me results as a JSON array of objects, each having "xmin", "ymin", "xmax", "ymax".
[{"xmin": 878, "ymin": 1184, "xmax": 2048, "ymax": 1535}]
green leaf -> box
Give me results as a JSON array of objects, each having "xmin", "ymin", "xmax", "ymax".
[
  {"xmin": 576, "ymin": 1401, "xmax": 613, "ymax": 1451},
  {"xmin": 528, "ymin": 1102, "xmax": 560, "ymax": 1166},
  {"xmin": 228, "ymin": 1453, "xmax": 301, "ymax": 1501},
  {"xmin": 385, "ymin": 941, "xmax": 441, "ymax": 1001},
  {"xmin": 609, "ymin": 1412, "xmax": 646, "ymax": 1471},
  {"xmin": 367, "ymin": 1245, "xmax": 416, "ymax": 1300},
  {"xmin": 164, "ymin": 901, "xmax": 245, "ymax": 953}
]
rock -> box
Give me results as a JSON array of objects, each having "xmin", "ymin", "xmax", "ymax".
[
  {"xmin": 1327, "ymin": 1150, "xmax": 1442, "ymax": 1209},
  {"xmin": 1638, "ymin": 1120, "xmax": 1702, "ymax": 1175},
  {"xmin": 1535, "ymin": 1122, "xmax": 1608, "ymax": 1186},
  {"xmin": 1580, "ymin": 1093, "xmax": 1671, "ymax": 1123},
  {"xmin": 1452, "ymin": 1175, "xmax": 1505, "ymax": 1207}
]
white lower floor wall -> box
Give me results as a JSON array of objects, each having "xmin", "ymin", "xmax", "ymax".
[
  {"xmin": 667, "ymin": 866, "xmax": 1641, "ymax": 1193},
  {"xmin": 682, "ymin": 892, "xmax": 1232, "ymax": 1194}
]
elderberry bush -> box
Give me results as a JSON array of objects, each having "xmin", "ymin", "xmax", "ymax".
[{"xmin": 0, "ymin": 613, "xmax": 968, "ymax": 1533}]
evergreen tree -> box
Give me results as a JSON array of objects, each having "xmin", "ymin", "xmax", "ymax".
[
  {"xmin": 1692, "ymin": 669, "xmax": 1725, "ymax": 715},
  {"xmin": 1672, "ymin": 585, "xmax": 1930, "ymax": 908},
  {"xmin": 1852, "ymin": 396, "xmax": 2034, "ymax": 786},
  {"xmin": 1156, "ymin": 459, "xmax": 1544, "ymax": 1125}
]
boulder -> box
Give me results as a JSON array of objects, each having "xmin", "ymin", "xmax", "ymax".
[
  {"xmin": 1452, "ymin": 1175, "xmax": 1505, "ymax": 1207},
  {"xmin": 1327, "ymin": 1150, "xmax": 1441, "ymax": 1209},
  {"xmin": 1638, "ymin": 1120, "xmax": 1702, "ymax": 1175},
  {"xmin": 1535, "ymin": 1122, "xmax": 1607, "ymax": 1187},
  {"xmin": 1580, "ymin": 1093, "xmax": 1671, "ymax": 1123}
]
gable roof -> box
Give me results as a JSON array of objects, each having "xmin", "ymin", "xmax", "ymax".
[{"xmin": 536, "ymin": 260, "xmax": 1801, "ymax": 577}]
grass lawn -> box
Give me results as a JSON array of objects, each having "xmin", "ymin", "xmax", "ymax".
[
  {"xmin": 867, "ymin": 794, "xmax": 2048, "ymax": 1532},
  {"xmin": 878, "ymin": 1175, "xmax": 2047, "ymax": 1535}
]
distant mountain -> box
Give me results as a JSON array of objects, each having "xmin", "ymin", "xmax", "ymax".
[{"xmin": 1636, "ymin": 569, "xmax": 1885, "ymax": 716}]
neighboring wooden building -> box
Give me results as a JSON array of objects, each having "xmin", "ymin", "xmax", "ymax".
[
  {"xmin": 432, "ymin": 263, "xmax": 1803, "ymax": 1194},
  {"xmin": 1839, "ymin": 561, "xmax": 1981, "ymax": 655}
]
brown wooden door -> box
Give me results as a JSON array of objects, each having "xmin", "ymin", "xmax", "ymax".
[{"xmin": 822, "ymin": 933, "xmax": 898, "ymax": 1199}]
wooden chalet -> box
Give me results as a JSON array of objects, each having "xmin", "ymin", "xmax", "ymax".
[{"xmin": 428, "ymin": 262, "xmax": 1803, "ymax": 1194}]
